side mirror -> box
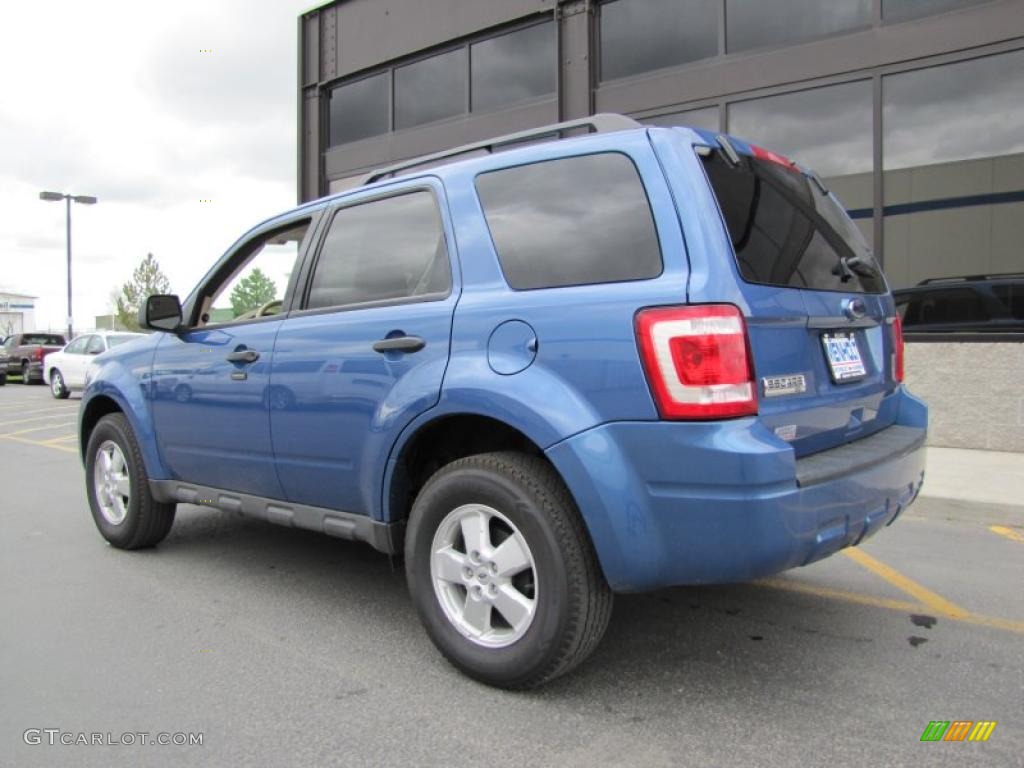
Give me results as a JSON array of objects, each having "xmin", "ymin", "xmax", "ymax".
[{"xmin": 140, "ymin": 294, "xmax": 183, "ymax": 332}]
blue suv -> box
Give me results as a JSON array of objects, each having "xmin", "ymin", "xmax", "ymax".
[{"xmin": 80, "ymin": 115, "xmax": 927, "ymax": 688}]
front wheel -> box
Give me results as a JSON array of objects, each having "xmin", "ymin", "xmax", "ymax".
[
  {"xmin": 50, "ymin": 369, "xmax": 70, "ymax": 399},
  {"xmin": 85, "ymin": 413, "xmax": 176, "ymax": 549},
  {"xmin": 405, "ymin": 452, "xmax": 613, "ymax": 689}
]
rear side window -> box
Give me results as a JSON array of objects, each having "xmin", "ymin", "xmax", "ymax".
[
  {"xmin": 307, "ymin": 191, "xmax": 451, "ymax": 310},
  {"xmin": 475, "ymin": 153, "xmax": 662, "ymax": 290},
  {"xmin": 22, "ymin": 334, "xmax": 65, "ymax": 345},
  {"xmin": 702, "ymin": 150, "xmax": 885, "ymax": 293},
  {"xmin": 901, "ymin": 288, "xmax": 992, "ymax": 327}
]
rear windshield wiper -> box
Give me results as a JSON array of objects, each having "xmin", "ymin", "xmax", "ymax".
[{"xmin": 833, "ymin": 254, "xmax": 874, "ymax": 282}]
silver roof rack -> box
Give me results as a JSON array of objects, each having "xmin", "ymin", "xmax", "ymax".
[{"xmin": 357, "ymin": 113, "xmax": 642, "ymax": 186}]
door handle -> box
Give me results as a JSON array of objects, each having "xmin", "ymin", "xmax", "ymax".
[
  {"xmin": 226, "ymin": 349, "xmax": 260, "ymax": 364},
  {"xmin": 373, "ymin": 336, "xmax": 426, "ymax": 354}
]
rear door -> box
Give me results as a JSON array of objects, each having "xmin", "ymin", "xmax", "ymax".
[
  {"xmin": 690, "ymin": 140, "xmax": 897, "ymax": 456},
  {"xmin": 270, "ymin": 179, "xmax": 458, "ymax": 518}
]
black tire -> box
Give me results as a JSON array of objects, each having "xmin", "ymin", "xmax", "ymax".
[
  {"xmin": 85, "ymin": 413, "xmax": 176, "ymax": 549},
  {"xmin": 405, "ymin": 451, "xmax": 613, "ymax": 689},
  {"xmin": 21, "ymin": 362, "xmax": 32, "ymax": 384},
  {"xmin": 0, "ymin": 372, "xmax": 6, "ymax": 386},
  {"xmin": 50, "ymin": 368, "xmax": 70, "ymax": 399}
]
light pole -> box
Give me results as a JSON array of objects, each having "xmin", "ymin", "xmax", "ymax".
[{"xmin": 39, "ymin": 191, "xmax": 97, "ymax": 340}]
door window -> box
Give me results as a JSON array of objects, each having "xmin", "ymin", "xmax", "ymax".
[
  {"xmin": 85, "ymin": 336, "xmax": 105, "ymax": 355},
  {"xmin": 196, "ymin": 220, "xmax": 312, "ymax": 327},
  {"xmin": 65, "ymin": 337, "xmax": 89, "ymax": 354},
  {"xmin": 306, "ymin": 191, "xmax": 450, "ymax": 310}
]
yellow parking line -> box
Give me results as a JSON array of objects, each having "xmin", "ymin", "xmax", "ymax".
[
  {"xmin": 756, "ymin": 577, "xmax": 923, "ymax": 613},
  {"xmin": 42, "ymin": 434, "xmax": 79, "ymax": 444},
  {"xmin": 843, "ymin": 548, "xmax": 969, "ymax": 618},
  {"xmin": 758, "ymin": 577, "xmax": 1024, "ymax": 636},
  {"xmin": 0, "ymin": 412, "xmax": 80, "ymax": 427},
  {"xmin": 990, "ymin": 525, "xmax": 1024, "ymax": 544},
  {"xmin": 0, "ymin": 421, "xmax": 76, "ymax": 438},
  {"xmin": 0, "ymin": 434, "xmax": 78, "ymax": 454},
  {"xmin": 0, "ymin": 404, "xmax": 77, "ymax": 417}
]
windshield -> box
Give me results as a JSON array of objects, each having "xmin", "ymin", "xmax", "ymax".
[{"xmin": 701, "ymin": 149, "xmax": 885, "ymax": 294}]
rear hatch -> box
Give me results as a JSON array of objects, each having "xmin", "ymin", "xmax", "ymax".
[{"xmin": 690, "ymin": 135, "xmax": 900, "ymax": 457}]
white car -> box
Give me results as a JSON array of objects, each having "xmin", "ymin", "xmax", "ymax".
[{"xmin": 43, "ymin": 331, "xmax": 145, "ymax": 399}]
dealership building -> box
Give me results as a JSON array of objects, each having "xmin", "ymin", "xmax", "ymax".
[{"xmin": 298, "ymin": 0, "xmax": 1024, "ymax": 291}]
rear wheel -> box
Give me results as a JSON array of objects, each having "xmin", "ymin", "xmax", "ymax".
[
  {"xmin": 50, "ymin": 369, "xmax": 70, "ymax": 399},
  {"xmin": 85, "ymin": 413, "xmax": 176, "ymax": 549},
  {"xmin": 20, "ymin": 362, "xmax": 32, "ymax": 384},
  {"xmin": 405, "ymin": 452, "xmax": 612, "ymax": 689}
]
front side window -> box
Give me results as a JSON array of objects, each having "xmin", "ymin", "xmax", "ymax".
[
  {"xmin": 702, "ymin": 150, "xmax": 885, "ymax": 293},
  {"xmin": 476, "ymin": 153, "xmax": 663, "ymax": 290},
  {"xmin": 65, "ymin": 337, "xmax": 89, "ymax": 354},
  {"xmin": 199, "ymin": 221, "xmax": 311, "ymax": 326},
  {"xmin": 307, "ymin": 191, "xmax": 450, "ymax": 310},
  {"xmin": 85, "ymin": 336, "xmax": 105, "ymax": 355}
]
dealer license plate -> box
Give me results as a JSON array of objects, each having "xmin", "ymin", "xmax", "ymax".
[{"xmin": 821, "ymin": 331, "xmax": 866, "ymax": 383}]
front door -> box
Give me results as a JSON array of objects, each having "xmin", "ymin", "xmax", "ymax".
[
  {"xmin": 149, "ymin": 216, "xmax": 317, "ymax": 498},
  {"xmin": 270, "ymin": 183, "xmax": 457, "ymax": 517}
]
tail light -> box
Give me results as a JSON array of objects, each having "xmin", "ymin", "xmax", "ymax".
[
  {"xmin": 635, "ymin": 304, "xmax": 757, "ymax": 420},
  {"xmin": 33, "ymin": 347, "xmax": 45, "ymax": 362},
  {"xmin": 892, "ymin": 315, "xmax": 905, "ymax": 383}
]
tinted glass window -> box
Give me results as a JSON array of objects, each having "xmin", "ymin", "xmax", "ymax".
[
  {"xmin": 329, "ymin": 73, "xmax": 389, "ymax": 146},
  {"xmin": 993, "ymin": 284, "xmax": 1024, "ymax": 321},
  {"xmin": 395, "ymin": 49, "xmax": 467, "ymax": 130},
  {"xmin": 727, "ymin": 81, "xmax": 873, "ymax": 179},
  {"xmin": 471, "ymin": 23, "xmax": 555, "ymax": 113},
  {"xmin": 476, "ymin": 153, "xmax": 662, "ymax": 290},
  {"xmin": 883, "ymin": 0, "xmax": 991, "ymax": 23},
  {"xmin": 702, "ymin": 151, "xmax": 884, "ymax": 293},
  {"xmin": 308, "ymin": 192, "xmax": 450, "ymax": 309},
  {"xmin": 882, "ymin": 51, "xmax": 1024, "ymax": 288},
  {"xmin": 85, "ymin": 336, "xmax": 105, "ymax": 354},
  {"xmin": 600, "ymin": 0, "xmax": 717, "ymax": 81},
  {"xmin": 901, "ymin": 288, "xmax": 991, "ymax": 327},
  {"xmin": 726, "ymin": 0, "xmax": 870, "ymax": 52},
  {"xmin": 641, "ymin": 106, "xmax": 720, "ymax": 132}
]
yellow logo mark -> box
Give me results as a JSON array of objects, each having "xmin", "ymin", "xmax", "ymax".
[{"xmin": 968, "ymin": 721, "xmax": 997, "ymax": 742}]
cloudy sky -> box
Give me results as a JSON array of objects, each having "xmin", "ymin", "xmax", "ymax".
[{"xmin": 0, "ymin": 0, "xmax": 313, "ymax": 330}]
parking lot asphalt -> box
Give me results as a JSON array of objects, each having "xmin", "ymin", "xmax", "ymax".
[{"xmin": 1, "ymin": 383, "xmax": 1021, "ymax": 768}]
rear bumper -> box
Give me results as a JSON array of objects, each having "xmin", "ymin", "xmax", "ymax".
[{"xmin": 545, "ymin": 388, "xmax": 927, "ymax": 592}]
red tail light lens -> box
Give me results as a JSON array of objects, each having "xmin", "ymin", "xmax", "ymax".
[
  {"xmin": 892, "ymin": 314, "xmax": 905, "ymax": 383},
  {"xmin": 635, "ymin": 304, "xmax": 757, "ymax": 420},
  {"xmin": 33, "ymin": 347, "xmax": 45, "ymax": 362}
]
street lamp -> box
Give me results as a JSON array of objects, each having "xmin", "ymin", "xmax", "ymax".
[{"xmin": 39, "ymin": 190, "xmax": 98, "ymax": 340}]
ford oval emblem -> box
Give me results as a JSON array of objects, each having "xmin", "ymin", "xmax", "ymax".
[{"xmin": 842, "ymin": 298, "xmax": 866, "ymax": 320}]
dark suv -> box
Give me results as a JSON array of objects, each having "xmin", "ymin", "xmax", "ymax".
[
  {"xmin": 79, "ymin": 115, "xmax": 927, "ymax": 688},
  {"xmin": 894, "ymin": 274, "xmax": 1024, "ymax": 334}
]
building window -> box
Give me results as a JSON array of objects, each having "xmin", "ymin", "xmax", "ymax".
[
  {"xmin": 727, "ymin": 80, "xmax": 874, "ymax": 244},
  {"xmin": 640, "ymin": 106, "xmax": 720, "ymax": 132},
  {"xmin": 725, "ymin": 0, "xmax": 871, "ymax": 53},
  {"xmin": 308, "ymin": 192, "xmax": 450, "ymax": 310},
  {"xmin": 882, "ymin": 50, "xmax": 1024, "ymax": 287},
  {"xmin": 600, "ymin": 0, "xmax": 718, "ymax": 81},
  {"xmin": 471, "ymin": 21, "xmax": 556, "ymax": 113},
  {"xmin": 395, "ymin": 48, "xmax": 468, "ymax": 130},
  {"xmin": 475, "ymin": 153, "xmax": 662, "ymax": 290},
  {"xmin": 883, "ymin": 0, "xmax": 993, "ymax": 23},
  {"xmin": 328, "ymin": 73, "xmax": 389, "ymax": 147}
]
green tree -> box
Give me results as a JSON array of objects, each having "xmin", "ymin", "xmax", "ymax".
[
  {"xmin": 229, "ymin": 268, "xmax": 277, "ymax": 317},
  {"xmin": 115, "ymin": 253, "xmax": 172, "ymax": 330}
]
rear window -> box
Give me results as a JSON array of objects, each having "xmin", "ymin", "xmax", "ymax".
[
  {"xmin": 22, "ymin": 334, "xmax": 65, "ymax": 345},
  {"xmin": 702, "ymin": 150, "xmax": 884, "ymax": 294},
  {"xmin": 106, "ymin": 335, "xmax": 139, "ymax": 348},
  {"xmin": 475, "ymin": 153, "xmax": 662, "ymax": 290}
]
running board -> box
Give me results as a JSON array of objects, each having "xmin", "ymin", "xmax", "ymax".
[{"xmin": 149, "ymin": 480, "xmax": 402, "ymax": 554}]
